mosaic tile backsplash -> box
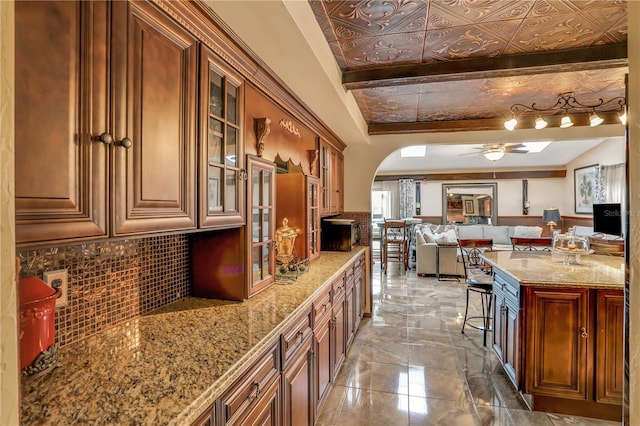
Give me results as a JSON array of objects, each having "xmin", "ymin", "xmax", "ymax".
[{"xmin": 17, "ymin": 234, "xmax": 191, "ymax": 348}]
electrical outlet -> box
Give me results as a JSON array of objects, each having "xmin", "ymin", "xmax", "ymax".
[{"xmin": 43, "ymin": 269, "xmax": 68, "ymax": 308}]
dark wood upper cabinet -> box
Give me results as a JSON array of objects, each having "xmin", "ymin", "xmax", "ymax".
[
  {"xmin": 198, "ymin": 46, "xmax": 245, "ymax": 229},
  {"xmin": 15, "ymin": 1, "xmax": 109, "ymax": 245},
  {"xmin": 16, "ymin": 0, "xmax": 199, "ymax": 244},
  {"xmin": 111, "ymin": 0, "xmax": 197, "ymax": 235}
]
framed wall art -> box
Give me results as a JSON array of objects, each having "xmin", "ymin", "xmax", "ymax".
[{"xmin": 574, "ymin": 164, "xmax": 598, "ymax": 214}]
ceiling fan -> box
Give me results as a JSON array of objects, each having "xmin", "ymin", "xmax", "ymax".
[{"xmin": 461, "ymin": 143, "xmax": 531, "ymax": 161}]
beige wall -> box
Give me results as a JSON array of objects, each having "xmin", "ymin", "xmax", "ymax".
[{"xmin": 0, "ymin": 1, "xmax": 19, "ymax": 424}]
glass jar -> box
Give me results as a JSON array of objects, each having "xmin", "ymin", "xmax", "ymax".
[{"xmin": 552, "ymin": 230, "xmax": 591, "ymax": 264}]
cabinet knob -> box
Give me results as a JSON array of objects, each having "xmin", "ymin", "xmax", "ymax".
[
  {"xmin": 117, "ymin": 138, "xmax": 133, "ymax": 149},
  {"xmin": 580, "ymin": 327, "xmax": 588, "ymax": 338},
  {"xmin": 94, "ymin": 132, "xmax": 113, "ymax": 145}
]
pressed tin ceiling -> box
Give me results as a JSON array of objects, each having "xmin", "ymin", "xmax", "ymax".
[{"xmin": 308, "ymin": 0, "xmax": 628, "ymax": 134}]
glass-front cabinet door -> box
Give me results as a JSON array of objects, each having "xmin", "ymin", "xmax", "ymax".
[
  {"xmin": 307, "ymin": 175, "xmax": 320, "ymax": 261},
  {"xmin": 199, "ymin": 46, "xmax": 244, "ymax": 228},
  {"xmin": 247, "ymin": 155, "xmax": 276, "ymax": 297}
]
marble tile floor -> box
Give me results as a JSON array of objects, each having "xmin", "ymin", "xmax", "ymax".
[{"xmin": 316, "ymin": 263, "xmax": 620, "ymax": 426}]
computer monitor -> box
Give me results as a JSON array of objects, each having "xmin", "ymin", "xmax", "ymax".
[{"xmin": 592, "ymin": 203, "xmax": 622, "ymax": 237}]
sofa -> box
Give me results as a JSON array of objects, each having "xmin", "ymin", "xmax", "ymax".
[{"xmin": 415, "ymin": 223, "xmax": 543, "ymax": 277}]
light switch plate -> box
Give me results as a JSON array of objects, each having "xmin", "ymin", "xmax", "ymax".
[{"xmin": 43, "ymin": 269, "xmax": 68, "ymax": 308}]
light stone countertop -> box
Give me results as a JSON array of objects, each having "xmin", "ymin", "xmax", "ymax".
[
  {"xmin": 21, "ymin": 248, "xmax": 368, "ymax": 425},
  {"xmin": 481, "ymin": 251, "xmax": 625, "ymax": 289}
]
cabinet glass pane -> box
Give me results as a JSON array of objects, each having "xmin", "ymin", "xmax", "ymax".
[
  {"xmin": 252, "ymin": 246, "xmax": 262, "ymax": 282},
  {"xmin": 227, "ymin": 82, "xmax": 238, "ymax": 124},
  {"xmin": 208, "ymin": 166, "xmax": 222, "ymax": 213},
  {"xmin": 262, "ymin": 209, "xmax": 271, "ymax": 241},
  {"xmin": 252, "ymin": 208, "xmax": 260, "ymax": 242},
  {"xmin": 262, "ymin": 244, "xmax": 270, "ymax": 276},
  {"xmin": 209, "ymin": 70, "xmax": 223, "ymax": 117},
  {"xmin": 262, "ymin": 172, "xmax": 271, "ymax": 205},
  {"xmin": 225, "ymin": 170, "xmax": 237, "ymax": 212},
  {"xmin": 208, "ymin": 118, "xmax": 223, "ymax": 164},
  {"xmin": 253, "ymin": 171, "xmax": 261, "ymax": 206},
  {"xmin": 226, "ymin": 125, "xmax": 237, "ymax": 167}
]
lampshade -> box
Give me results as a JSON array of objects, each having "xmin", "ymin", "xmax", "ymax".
[
  {"xmin": 534, "ymin": 117, "xmax": 548, "ymax": 130},
  {"xmin": 483, "ymin": 150, "xmax": 505, "ymax": 161},
  {"xmin": 559, "ymin": 115, "xmax": 573, "ymax": 128},
  {"xmin": 504, "ymin": 117, "xmax": 517, "ymax": 131},
  {"xmin": 589, "ymin": 112, "xmax": 604, "ymax": 127},
  {"xmin": 542, "ymin": 208, "xmax": 561, "ymax": 224}
]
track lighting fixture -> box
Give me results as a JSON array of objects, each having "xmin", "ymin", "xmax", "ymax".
[{"xmin": 504, "ymin": 93, "xmax": 626, "ymax": 130}]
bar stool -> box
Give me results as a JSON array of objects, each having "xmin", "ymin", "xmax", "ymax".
[
  {"xmin": 459, "ymin": 239, "xmax": 494, "ymax": 346},
  {"xmin": 382, "ymin": 219, "xmax": 408, "ymax": 274}
]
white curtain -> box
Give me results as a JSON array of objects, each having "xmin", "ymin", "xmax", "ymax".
[
  {"xmin": 598, "ymin": 163, "xmax": 625, "ymax": 203},
  {"xmin": 399, "ymin": 178, "xmax": 414, "ymax": 219}
]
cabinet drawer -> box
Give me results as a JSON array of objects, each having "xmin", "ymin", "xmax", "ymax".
[
  {"xmin": 281, "ymin": 308, "xmax": 313, "ymax": 368},
  {"xmin": 313, "ymin": 286, "xmax": 332, "ymax": 328},
  {"xmin": 495, "ymin": 271, "xmax": 520, "ymax": 309},
  {"xmin": 220, "ymin": 340, "xmax": 280, "ymax": 424},
  {"xmin": 332, "ymin": 275, "xmax": 346, "ymax": 301}
]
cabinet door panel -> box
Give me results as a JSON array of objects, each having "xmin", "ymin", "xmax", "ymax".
[
  {"xmin": 112, "ymin": 0, "xmax": 196, "ymax": 235},
  {"xmin": 596, "ymin": 291, "xmax": 624, "ymax": 404},
  {"xmin": 199, "ymin": 46, "xmax": 244, "ymax": 228},
  {"xmin": 525, "ymin": 288, "xmax": 589, "ymax": 399},
  {"xmin": 314, "ymin": 315, "xmax": 332, "ymax": 415},
  {"xmin": 282, "ymin": 336, "xmax": 314, "ymax": 426},
  {"xmin": 333, "ymin": 294, "xmax": 346, "ymax": 378},
  {"xmin": 15, "ymin": 0, "xmax": 108, "ymax": 244}
]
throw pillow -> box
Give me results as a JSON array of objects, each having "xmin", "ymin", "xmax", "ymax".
[
  {"xmin": 433, "ymin": 233, "xmax": 447, "ymax": 244},
  {"xmin": 422, "ymin": 228, "xmax": 436, "ymax": 243},
  {"xmin": 444, "ymin": 228, "xmax": 458, "ymax": 243},
  {"xmin": 513, "ymin": 225, "xmax": 542, "ymax": 238},
  {"xmin": 416, "ymin": 231, "xmax": 426, "ymax": 245}
]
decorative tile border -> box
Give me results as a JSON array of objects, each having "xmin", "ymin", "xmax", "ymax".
[{"xmin": 17, "ymin": 235, "xmax": 190, "ymax": 348}]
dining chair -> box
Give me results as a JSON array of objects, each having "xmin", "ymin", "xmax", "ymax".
[
  {"xmin": 459, "ymin": 238, "xmax": 494, "ymax": 347},
  {"xmin": 382, "ymin": 219, "xmax": 408, "ymax": 274}
]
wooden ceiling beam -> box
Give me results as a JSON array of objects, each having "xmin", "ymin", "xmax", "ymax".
[
  {"xmin": 375, "ymin": 169, "xmax": 567, "ymax": 181},
  {"xmin": 343, "ymin": 43, "xmax": 628, "ymax": 90}
]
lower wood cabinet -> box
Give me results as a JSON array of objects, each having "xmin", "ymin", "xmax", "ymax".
[
  {"xmin": 596, "ymin": 290, "xmax": 624, "ymax": 404},
  {"xmin": 194, "ymin": 252, "xmax": 368, "ymax": 426},
  {"xmin": 218, "ymin": 340, "xmax": 280, "ymax": 425},
  {"xmin": 312, "ymin": 284, "xmax": 333, "ymax": 414},
  {"xmin": 520, "ymin": 286, "xmax": 622, "ymax": 421},
  {"xmin": 281, "ymin": 309, "xmax": 314, "ymax": 426}
]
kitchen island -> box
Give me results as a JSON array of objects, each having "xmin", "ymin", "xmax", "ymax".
[
  {"xmin": 21, "ymin": 248, "xmax": 369, "ymax": 425},
  {"xmin": 482, "ymin": 251, "xmax": 624, "ymax": 421}
]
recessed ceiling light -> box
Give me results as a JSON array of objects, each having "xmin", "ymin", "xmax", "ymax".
[
  {"xmin": 521, "ymin": 141, "xmax": 552, "ymax": 153},
  {"xmin": 400, "ymin": 145, "xmax": 426, "ymax": 157}
]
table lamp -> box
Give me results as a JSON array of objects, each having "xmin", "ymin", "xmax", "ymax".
[{"xmin": 542, "ymin": 208, "xmax": 561, "ymax": 234}]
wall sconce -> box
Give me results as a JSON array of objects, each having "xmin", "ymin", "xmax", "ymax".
[
  {"xmin": 522, "ymin": 179, "xmax": 529, "ymax": 215},
  {"xmin": 505, "ymin": 93, "xmax": 626, "ymax": 130}
]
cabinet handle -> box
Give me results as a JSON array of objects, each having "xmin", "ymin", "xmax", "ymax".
[
  {"xmin": 93, "ymin": 132, "xmax": 113, "ymax": 145},
  {"xmin": 580, "ymin": 327, "xmax": 588, "ymax": 338},
  {"xmin": 117, "ymin": 137, "xmax": 132, "ymax": 149},
  {"xmin": 247, "ymin": 381, "xmax": 260, "ymax": 403}
]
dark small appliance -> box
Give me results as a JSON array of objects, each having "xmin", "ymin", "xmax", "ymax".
[{"xmin": 321, "ymin": 219, "xmax": 360, "ymax": 252}]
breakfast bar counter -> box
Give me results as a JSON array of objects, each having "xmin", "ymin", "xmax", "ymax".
[
  {"xmin": 21, "ymin": 248, "xmax": 368, "ymax": 425},
  {"xmin": 480, "ymin": 250, "xmax": 624, "ymax": 421},
  {"xmin": 481, "ymin": 250, "xmax": 624, "ymax": 289}
]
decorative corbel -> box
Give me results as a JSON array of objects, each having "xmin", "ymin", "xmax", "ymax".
[
  {"xmin": 308, "ymin": 149, "xmax": 319, "ymax": 175},
  {"xmin": 254, "ymin": 117, "xmax": 271, "ymax": 157}
]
